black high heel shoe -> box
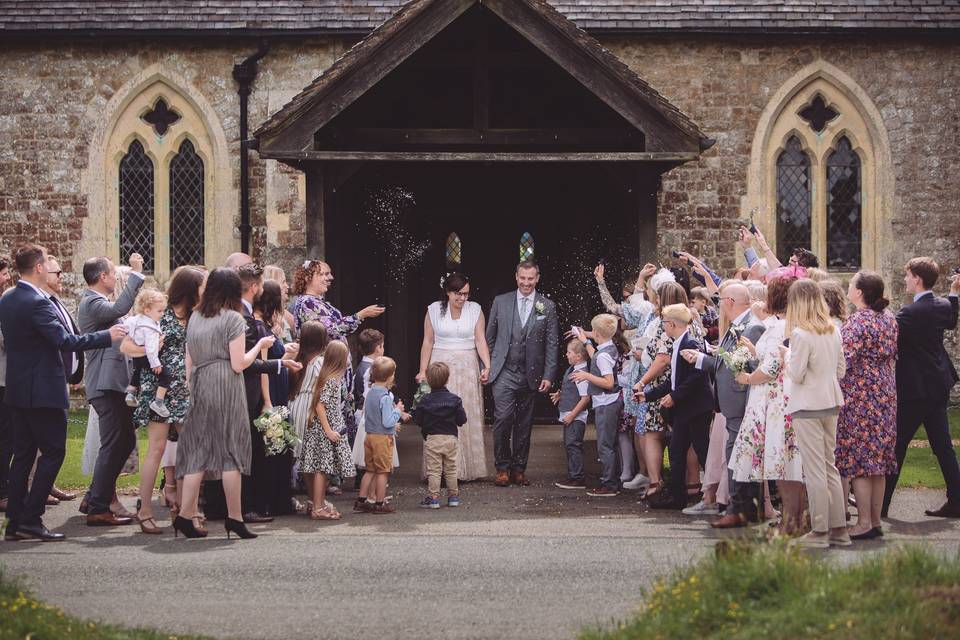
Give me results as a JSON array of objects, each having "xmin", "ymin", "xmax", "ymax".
[
  {"xmin": 225, "ymin": 517, "xmax": 258, "ymax": 540},
  {"xmin": 173, "ymin": 515, "xmax": 207, "ymax": 539}
]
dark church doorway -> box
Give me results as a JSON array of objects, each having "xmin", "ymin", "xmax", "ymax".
[{"xmin": 327, "ymin": 162, "xmax": 648, "ymax": 419}]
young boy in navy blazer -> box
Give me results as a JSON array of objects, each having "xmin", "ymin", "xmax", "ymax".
[{"xmin": 636, "ymin": 304, "xmax": 714, "ymax": 510}]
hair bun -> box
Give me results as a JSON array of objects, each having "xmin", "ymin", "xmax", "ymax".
[{"xmin": 871, "ymin": 296, "xmax": 890, "ymax": 312}]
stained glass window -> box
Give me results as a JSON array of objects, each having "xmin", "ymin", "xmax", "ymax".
[
  {"xmin": 169, "ymin": 139, "xmax": 205, "ymax": 270},
  {"xmin": 519, "ymin": 231, "xmax": 535, "ymax": 262},
  {"xmin": 445, "ymin": 232, "xmax": 462, "ymax": 269},
  {"xmin": 826, "ymin": 137, "xmax": 862, "ymax": 270},
  {"xmin": 119, "ymin": 140, "xmax": 155, "ymax": 273},
  {"xmin": 776, "ymin": 136, "xmax": 812, "ymax": 265}
]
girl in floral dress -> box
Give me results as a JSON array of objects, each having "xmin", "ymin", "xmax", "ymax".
[
  {"xmin": 300, "ymin": 340, "xmax": 356, "ymax": 521},
  {"xmin": 728, "ymin": 276, "xmax": 804, "ymax": 533}
]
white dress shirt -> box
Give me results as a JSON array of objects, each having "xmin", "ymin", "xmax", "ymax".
[
  {"xmin": 517, "ymin": 289, "xmax": 536, "ymax": 326},
  {"xmin": 560, "ymin": 362, "xmax": 590, "ymax": 424},
  {"xmin": 591, "ymin": 340, "xmax": 619, "ymax": 407}
]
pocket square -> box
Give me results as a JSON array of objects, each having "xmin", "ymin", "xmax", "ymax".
[{"xmin": 536, "ymin": 315, "xmax": 547, "ymax": 320}]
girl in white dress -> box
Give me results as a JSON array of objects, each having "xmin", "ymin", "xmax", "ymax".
[{"xmin": 416, "ymin": 273, "xmax": 492, "ymax": 481}]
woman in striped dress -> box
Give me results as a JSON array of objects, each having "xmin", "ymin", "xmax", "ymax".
[{"xmin": 175, "ymin": 268, "xmax": 278, "ymax": 539}]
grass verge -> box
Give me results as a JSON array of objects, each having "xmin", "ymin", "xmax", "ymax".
[
  {"xmin": 0, "ymin": 571, "xmax": 212, "ymax": 640},
  {"xmin": 581, "ymin": 543, "xmax": 960, "ymax": 640}
]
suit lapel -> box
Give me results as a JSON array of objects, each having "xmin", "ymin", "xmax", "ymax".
[{"xmin": 508, "ymin": 291, "xmax": 519, "ymax": 335}]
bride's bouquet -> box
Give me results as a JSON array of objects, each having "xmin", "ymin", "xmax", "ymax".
[
  {"xmin": 717, "ymin": 345, "xmax": 752, "ymax": 375},
  {"xmin": 253, "ymin": 406, "xmax": 299, "ymax": 456}
]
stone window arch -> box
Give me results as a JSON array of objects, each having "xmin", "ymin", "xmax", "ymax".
[
  {"xmin": 746, "ymin": 63, "xmax": 891, "ymax": 272},
  {"xmin": 103, "ymin": 79, "xmax": 218, "ymax": 281}
]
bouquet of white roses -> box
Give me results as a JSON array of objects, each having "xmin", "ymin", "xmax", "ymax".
[
  {"xmin": 253, "ymin": 406, "xmax": 299, "ymax": 456},
  {"xmin": 717, "ymin": 345, "xmax": 752, "ymax": 375}
]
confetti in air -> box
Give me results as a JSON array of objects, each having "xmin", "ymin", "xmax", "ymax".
[{"xmin": 358, "ymin": 185, "xmax": 432, "ymax": 291}]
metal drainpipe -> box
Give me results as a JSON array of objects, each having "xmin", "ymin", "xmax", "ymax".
[{"xmin": 233, "ymin": 41, "xmax": 270, "ymax": 255}]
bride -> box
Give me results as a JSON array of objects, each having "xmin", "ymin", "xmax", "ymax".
[{"xmin": 416, "ymin": 272, "xmax": 491, "ymax": 481}]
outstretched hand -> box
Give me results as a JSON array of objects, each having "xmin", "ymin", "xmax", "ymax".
[{"xmin": 594, "ymin": 263, "xmax": 605, "ymax": 283}]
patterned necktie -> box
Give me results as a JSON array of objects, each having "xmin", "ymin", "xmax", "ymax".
[{"xmin": 521, "ymin": 297, "xmax": 529, "ymax": 326}]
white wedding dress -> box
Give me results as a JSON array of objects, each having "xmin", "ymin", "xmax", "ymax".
[{"xmin": 420, "ymin": 300, "xmax": 489, "ymax": 481}]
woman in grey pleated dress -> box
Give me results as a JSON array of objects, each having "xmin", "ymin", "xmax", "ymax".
[{"xmin": 175, "ymin": 268, "xmax": 276, "ymax": 539}]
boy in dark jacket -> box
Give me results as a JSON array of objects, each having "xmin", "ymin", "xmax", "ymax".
[{"xmin": 413, "ymin": 362, "xmax": 467, "ymax": 509}]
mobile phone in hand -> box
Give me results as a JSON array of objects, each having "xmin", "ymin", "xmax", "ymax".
[{"xmin": 782, "ymin": 338, "xmax": 790, "ymax": 348}]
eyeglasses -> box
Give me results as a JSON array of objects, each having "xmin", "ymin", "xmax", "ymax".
[
  {"xmin": 718, "ymin": 296, "xmax": 734, "ymax": 302},
  {"xmin": 49, "ymin": 270, "xmax": 63, "ymax": 278},
  {"xmin": 453, "ymin": 291, "xmax": 470, "ymax": 298}
]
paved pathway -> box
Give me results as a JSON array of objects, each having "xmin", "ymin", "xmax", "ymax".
[{"xmin": 2, "ymin": 426, "xmax": 958, "ymax": 640}]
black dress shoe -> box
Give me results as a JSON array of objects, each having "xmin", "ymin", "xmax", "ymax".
[
  {"xmin": 849, "ymin": 528, "xmax": 880, "ymax": 541},
  {"xmin": 16, "ymin": 523, "xmax": 66, "ymax": 542},
  {"xmin": 242, "ymin": 512, "xmax": 274, "ymax": 524},
  {"xmin": 78, "ymin": 499, "xmax": 89, "ymax": 515},
  {"xmin": 925, "ymin": 501, "xmax": 960, "ymax": 518}
]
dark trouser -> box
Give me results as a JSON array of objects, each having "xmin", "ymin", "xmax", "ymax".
[
  {"xmin": 668, "ymin": 410, "xmax": 712, "ymax": 505},
  {"xmin": 563, "ymin": 418, "xmax": 587, "ymax": 481},
  {"xmin": 86, "ymin": 391, "xmax": 136, "ymax": 515},
  {"xmin": 491, "ymin": 369, "xmax": 536, "ymax": 472},
  {"xmin": 725, "ymin": 413, "xmax": 761, "ymax": 519},
  {"xmin": 595, "ymin": 399, "xmax": 623, "ymax": 489},
  {"xmin": 131, "ymin": 357, "xmax": 172, "ymax": 389},
  {"xmin": 242, "ymin": 420, "xmax": 267, "ymax": 515},
  {"xmin": 5, "ymin": 406, "xmax": 67, "ymax": 528},
  {"xmin": 883, "ymin": 397, "xmax": 960, "ymax": 513},
  {"xmin": 0, "ymin": 387, "xmax": 12, "ymax": 500}
]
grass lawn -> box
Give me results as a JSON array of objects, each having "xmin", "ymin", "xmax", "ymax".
[
  {"xmin": 55, "ymin": 409, "xmax": 960, "ymax": 492},
  {"xmin": 580, "ymin": 543, "xmax": 960, "ymax": 640},
  {"xmin": 0, "ymin": 571, "xmax": 212, "ymax": 640},
  {"xmin": 56, "ymin": 410, "xmax": 152, "ymax": 491}
]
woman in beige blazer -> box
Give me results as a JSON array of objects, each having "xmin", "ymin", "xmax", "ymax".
[{"xmin": 782, "ymin": 279, "xmax": 849, "ymax": 548}]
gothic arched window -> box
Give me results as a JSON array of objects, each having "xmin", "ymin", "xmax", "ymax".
[
  {"xmin": 169, "ymin": 139, "xmax": 205, "ymax": 270},
  {"xmin": 519, "ymin": 231, "xmax": 535, "ymax": 262},
  {"xmin": 445, "ymin": 232, "xmax": 462, "ymax": 270},
  {"xmin": 119, "ymin": 140, "xmax": 155, "ymax": 273},
  {"xmin": 775, "ymin": 136, "xmax": 812, "ymax": 265},
  {"xmin": 826, "ymin": 137, "xmax": 862, "ymax": 270}
]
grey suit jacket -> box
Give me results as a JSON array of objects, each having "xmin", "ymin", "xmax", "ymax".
[
  {"xmin": 77, "ymin": 273, "xmax": 144, "ymax": 400},
  {"xmin": 485, "ymin": 290, "xmax": 559, "ymax": 389},
  {"xmin": 697, "ymin": 311, "xmax": 766, "ymax": 420}
]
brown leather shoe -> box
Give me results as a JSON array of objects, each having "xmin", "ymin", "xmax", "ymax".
[
  {"xmin": 511, "ymin": 470, "xmax": 530, "ymax": 486},
  {"xmin": 45, "ymin": 496, "xmax": 60, "ymax": 506},
  {"xmin": 50, "ymin": 487, "xmax": 77, "ymax": 501},
  {"xmin": 925, "ymin": 501, "xmax": 960, "ymax": 518},
  {"xmin": 494, "ymin": 470, "xmax": 511, "ymax": 487},
  {"xmin": 87, "ymin": 512, "xmax": 134, "ymax": 526},
  {"xmin": 710, "ymin": 513, "xmax": 748, "ymax": 529}
]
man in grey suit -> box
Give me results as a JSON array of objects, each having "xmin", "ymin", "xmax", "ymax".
[
  {"xmin": 77, "ymin": 254, "xmax": 144, "ymax": 526},
  {"xmin": 683, "ymin": 282, "xmax": 766, "ymax": 527},
  {"xmin": 485, "ymin": 260, "xmax": 559, "ymax": 487}
]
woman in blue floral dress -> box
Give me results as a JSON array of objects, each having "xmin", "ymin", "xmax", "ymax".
[
  {"xmin": 130, "ymin": 266, "xmax": 205, "ymax": 533},
  {"xmin": 836, "ymin": 271, "xmax": 898, "ymax": 539}
]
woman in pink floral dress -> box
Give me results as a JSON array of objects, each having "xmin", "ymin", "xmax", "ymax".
[
  {"xmin": 836, "ymin": 271, "xmax": 898, "ymax": 540},
  {"xmin": 728, "ymin": 276, "xmax": 804, "ymax": 533}
]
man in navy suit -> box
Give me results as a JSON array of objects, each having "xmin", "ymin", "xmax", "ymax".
[
  {"xmin": 636, "ymin": 303, "xmax": 715, "ymax": 510},
  {"xmin": 0, "ymin": 245, "xmax": 124, "ymax": 541},
  {"xmin": 883, "ymin": 257, "xmax": 960, "ymax": 518}
]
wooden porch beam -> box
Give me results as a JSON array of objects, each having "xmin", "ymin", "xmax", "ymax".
[
  {"xmin": 263, "ymin": 150, "xmax": 697, "ymax": 163},
  {"xmin": 317, "ymin": 127, "xmax": 644, "ymax": 147}
]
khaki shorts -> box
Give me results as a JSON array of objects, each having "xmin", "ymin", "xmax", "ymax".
[{"xmin": 364, "ymin": 433, "xmax": 395, "ymax": 474}]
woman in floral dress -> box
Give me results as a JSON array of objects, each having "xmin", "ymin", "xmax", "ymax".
[
  {"xmin": 836, "ymin": 271, "xmax": 898, "ymax": 539},
  {"xmin": 291, "ymin": 260, "xmax": 384, "ymax": 444},
  {"xmin": 131, "ymin": 266, "xmax": 205, "ymax": 533},
  {"xmin": 728, "ymin": 276, "xmax": 804, "ymax": 533}
]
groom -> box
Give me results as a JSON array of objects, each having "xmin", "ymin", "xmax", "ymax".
[{"xmin": 486, "ymin": 260, "xmax": 559, "ymax": 486}]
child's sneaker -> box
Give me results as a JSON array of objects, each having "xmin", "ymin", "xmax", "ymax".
[
  {"xmin": 149, "ymin": 398, "xmax": 171, "ymax": 418},
  {"xmin": 353, "ymin": 498, "xmax": 373, "ymax": 513},
  {"xmin": 124, "ymin": 391, "xmax": 138, "ymax": 407},
  {"xmin": 419, "ymin": 496, "xmax": 440, "ymax": 509},
  {"xmin": 371, "ymin": 502, "xmax": 396, "ymax": 514},
  {"xmin": 447, "ymin": 495, "xmax": 461, "ymax": 508}
]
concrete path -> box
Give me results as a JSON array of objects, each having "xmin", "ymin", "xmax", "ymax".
[{"xmin": 2, "ymin": 425, "xmax": 958, "ymax": 640}]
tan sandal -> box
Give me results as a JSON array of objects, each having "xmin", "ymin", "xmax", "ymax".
[
  {"xmin": 137, "ymin": 514, "xmax": 163, "ymax": 535},
  {"xmin": 310, "ymin": 506, "xmax": 341, "ymax": 521}
]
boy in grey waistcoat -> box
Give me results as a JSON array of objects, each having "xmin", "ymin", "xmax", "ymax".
[{"xmin": 552, "ymin": 339, "xmax": 591, "ymax": 490}]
